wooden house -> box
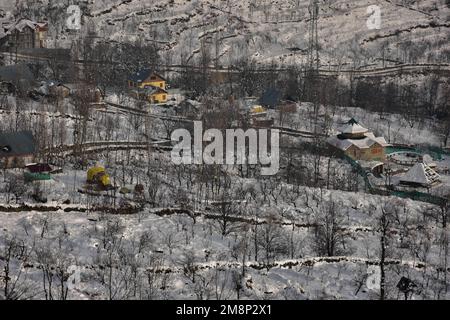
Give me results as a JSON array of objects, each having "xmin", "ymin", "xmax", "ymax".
[
  {"xmin": 133, "ymin": 86, "xmax": 168, "ymax": 104},
  {"xmin": 327, "ymin": 118, "xmax": 389, "ymax": 161},
  {"xmin": 128, "ymin": 69, "xmax": 168, "ymax": 104},
  {"xmin": 128, "ymin": 69, "xmax": 166, "ymax": 90}
]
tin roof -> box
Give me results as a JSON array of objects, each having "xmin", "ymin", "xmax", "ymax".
[
  {"xmin": 0, "ymin": 64, "xmax": 34, "ymax": 84},
  {"xmin": 259, "ymin": 88, "xmax": 282, "ymax": 108},
  {"xmin": 26, "ymin": 163, "xmax": 52, "ymax": 173},
  {"xmin": 128, "ymin": 69, "xmax": 165, "ymax": 83},
  {"xmin": 399, "ymin": 163, "xmax": 440, "ymax": 186},
  {"xmin": 0, "ymin": 131, "xmax": 36, "ymax": 157}
]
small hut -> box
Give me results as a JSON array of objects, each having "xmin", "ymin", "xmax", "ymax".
[{"xmin": 399, "ymin": 162, "xmax": 441, "ymax": 188}]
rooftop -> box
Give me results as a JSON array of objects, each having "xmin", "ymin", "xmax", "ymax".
[
  {"xmin": 259, "ymin": 88, "xmax": 281, "ymax": 108},
  {"xmin": 0, "ymin": 131, "xmax": 36, "ymax": 157},
  {"xmin": 327, "ymin": 132, "xmax": 390, "ymax": 151},
  {"xmin": 399, "ymin": 162, "xmax": 441, "ymax": 186},
  {"xmin": 0, "ymin": 64, "xmax": 34, "ymax": 84},
  {"xmin": 128, "ymin": 69, "xmax": 165, "ymax": 83},
  {"xmin": 338, "ymin": 118, "xmax": 369, "ymax": 135},
  {"xmin": 0, "ymin": 19, "xmax": 47, "ymax": 40}
]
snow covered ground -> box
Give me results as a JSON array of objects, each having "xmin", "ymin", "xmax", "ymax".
[
  {"xmin": 0, "ymin": 0, "xmax": 449, "ymax": 301},
  {"xmin": 2, "ymin": 0, "xmax": 449, "ymax": 67}
]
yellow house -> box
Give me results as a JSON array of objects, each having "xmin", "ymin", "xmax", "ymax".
[
  {"xmin": 128, "ymin": 69, "xmax": 167, "ymax": 103},
  {"xmin": 128, "ymin": 69, "xmax": 166, "ymax": 90},
  {"xmin": 133, "ymin": 86, "xmax": 168, "ymax": 104}
]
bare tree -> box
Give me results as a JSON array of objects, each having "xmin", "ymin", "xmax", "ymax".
[
  {"xmin": 0, "ymin": 235, "xmax": 36, "ymax": 300},
  {"xmin": 257, "ymin": 215, "xmax": 288, "ymax": 268},
  {"xmin": 312, "ymin": 198, "xmax": 350, "ymax": 257}
]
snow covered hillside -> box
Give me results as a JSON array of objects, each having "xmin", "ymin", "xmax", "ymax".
[{"xmin": 3, "ymin": 0, "xmax": 450, "ymax": 67}]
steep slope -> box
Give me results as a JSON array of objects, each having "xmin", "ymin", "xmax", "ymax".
[{"xmin": 2, "ymin": 0, "xmax": 450, "ymax": 67}]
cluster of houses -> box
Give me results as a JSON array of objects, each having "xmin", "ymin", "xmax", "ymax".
[
  {"xmin": 0, "ymin": 18, "xmax": 445, "ymax": 195},
  {"xmin": 327, "ymin": 118, "xmax": 442, "ymax": 190}
]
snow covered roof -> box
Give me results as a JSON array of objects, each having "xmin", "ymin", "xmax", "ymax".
[
  {"xmin": 0, "ymin": 19, "xmax": 46, "ymax": 41},
  {"xmin": 399, "ymin": 163, "xmax": 440, "ymax": 186},
  {"xmin": 327, "ymin": 131, "xmax": 389, "ymax": 151},
  {"xmin": 3, "ymin": 19, "xmax": 46, "ymax": 35},
  {"xmin": 139, "ymin": 85, "xmax": 168, "ymax": 95},
  {"xmin": 327, "ymin": 136, "xmax": 354, "ymax": 150},
  {"xmin": 364, "ymin": 132, "xmax": 390, "ymax": 147},
  {"xmin": 338, "ymin": 118, "xmax": 368, "ymax": 135}
]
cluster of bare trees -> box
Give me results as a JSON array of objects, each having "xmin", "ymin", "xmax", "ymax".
[{"xmin": 1, "ymin": 189, "xmax": 448, "ymax": 300}]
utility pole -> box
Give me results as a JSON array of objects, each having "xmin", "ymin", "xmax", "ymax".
[
  {"xmin": 308, "ymin": 0, "xmax": 319, "ymax": 73},
  {"xmin": 307, "ymin": 0, "xmax": 322, "ymax": 186},
  {"xmin": 307, "ymin": 0, "xmax": 320, "ymax": 134}
]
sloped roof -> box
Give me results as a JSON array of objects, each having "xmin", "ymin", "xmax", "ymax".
[
  {"xmin": 3, "ymin": 19, "xmax": 46, "ymax": 34},
  {"xmin": 0, "ymin": 64, "xmax": 34, "ymax": 84},
  {"xmin": 364, "ymin": 132, "xmax": 390, "ymax": 147},
  {"xmin": 26, "ymin": 163, "xmax": 52, "ymax": 173},
  {"xmin": 0, "ymin": 131, "xmax": 36, "ymax": 157},
  {"xmin": 338, "ymin": 118, "xmax": 369, "ymax": 135},
  {"xmin": 327, "ymin": 135, "xmax": 357, "ymax": 151},
  {"xmin": 400, "ymin": 163, "xmax": 440, "ymax": 186},
  {"xmin": 327, "ymin": 132, "xmax": 388, "ymax": 151},
  {"xmin": 138, "ymin": 85, "xmax": 168, "ymax": 95},
  {"xmin": 129, "ymin": 69, "xmax": 165, "ymax": 83},
  {"xmin": 259, "ymin": 88, "xmax": 281, "ymax": 108},
  {"xmin": 15, "ymin": 48, "xmax": 71, "ymax": 60}
]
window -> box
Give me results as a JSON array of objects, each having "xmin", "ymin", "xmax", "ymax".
[{"xmin": 162, "ymin": 95, "xmax": 166, "ymax": 100}]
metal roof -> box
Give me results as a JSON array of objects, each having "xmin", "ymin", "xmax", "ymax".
[
  {"xmin": 0, "ymin": 64, "xmax": 34, "ymax": 84},
  {"xmin": 0, "ymin": 131, "xmax": 36, "ymax": 157},
  {"xmin": 128, "ymin": 69, "xmax": 165, "ymax": 83},
  {"xmin": 259, "ymin": 88, "xmax": 281, "ymax": 108}
]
